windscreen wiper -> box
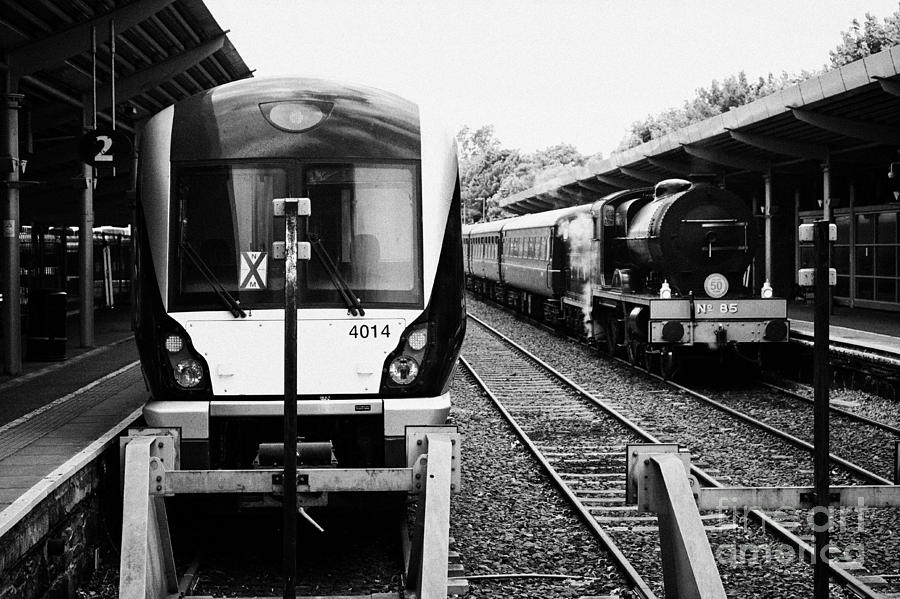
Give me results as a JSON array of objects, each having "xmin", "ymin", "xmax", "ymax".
[
  {"xmin": 180, "ymin": 241, "xmax": 247, "ymax": 318},
  {"xmin": 308, "ymin": 233, "xmax": 365, "ymax": 317}
]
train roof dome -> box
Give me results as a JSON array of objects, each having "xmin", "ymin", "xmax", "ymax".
[{"xmin": 169, "ymin": 76, "xmax": 421, "ymax": 161}]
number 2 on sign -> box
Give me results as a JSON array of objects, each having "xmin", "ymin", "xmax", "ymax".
[
  {"xmin": 94, "ymin": 135, "xmax": 113, "ymax": 162},
  {"xmin": 349, "ymin": 324, "xmax": 390, "ymax": 339}
]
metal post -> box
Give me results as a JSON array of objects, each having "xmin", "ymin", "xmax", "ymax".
[
  {"xmin": 794, "ymin": 190, "xmax": 801, "ymax": 287},
  {"xmin": 848, "ymin": 182, "xmax": 856, "ymax": 308},
  {"xmin": 282, "ymin": 199, "xmax": 298, "ymax": 599},
  {"xmin": 764, "ymin": 172, "xmax": 773, "ymax": 284},
  {"xmin": 59, "ymin": 225, "xmax": 67, "ymax": 291},
  {"xmin": 894, "ymin": 441, "xmax": 900, "ymax": 485},
  {"xmin": 821, "ymin": 161, "xmax": 831, "ymax": 222},
  {"xmin": 79, "ymin": 160, "xmax": 94, "ymax": 347},
  {"xmin": 813, "ymin": 219, "xmax": 831, "ymax": 599},
  {"xmin": 2, "ymin": 92, "xmax": 24, "ymax": 375}
]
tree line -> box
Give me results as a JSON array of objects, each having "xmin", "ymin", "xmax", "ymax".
[{"xmin": 460, "ymin": 5, "xmax": 900, "ymax": 222}]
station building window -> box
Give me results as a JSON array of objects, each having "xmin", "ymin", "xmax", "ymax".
[{"xmin": 800, "ymin": 204, "xmax": 899, "ymax": 311}]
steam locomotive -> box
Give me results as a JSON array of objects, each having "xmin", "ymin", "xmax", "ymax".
[{"xmin": 463, "ymin": 179, "xmax": 789, "ymax": 376}]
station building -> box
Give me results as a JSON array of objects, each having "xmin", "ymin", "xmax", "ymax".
[
  {"xmin": 1, "ymin": 0, "xmax": 251, "ymax": 375},
  {"xmin": 500, "ymin": 46, "xmax": 900, "ymax": 315}
]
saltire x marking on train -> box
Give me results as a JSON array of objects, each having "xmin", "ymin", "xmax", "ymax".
[{"xmin": 240, "ymin": 251, "xmax": 267, "ymax": 289}]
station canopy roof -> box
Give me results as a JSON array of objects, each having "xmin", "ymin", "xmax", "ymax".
[
  {"xmin": 501, "ymin": 45, "xmax": 900, "ymax": 214},
  {"xmin": 1, "ymin": 0, "xmax": 252, "ymax": 225}
]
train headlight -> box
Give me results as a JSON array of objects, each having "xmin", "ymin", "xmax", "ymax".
[
  {"xmin": 165, "ymin": 335, "xmax": 184, "ymax": 353},
  {"xmin": 388, "ymin": 356, "xmax": 419, "ymax": 385},
  {"xmin": 259, "ymin": 101, "xmax": 332, "ymax": 133},
  {"xmin": 408, "ymin": 328, "xmax": 428, "ymax": 351},
  {"xmin": 174, "ymin": 359, "xmax": 204, "ymax": 388}
]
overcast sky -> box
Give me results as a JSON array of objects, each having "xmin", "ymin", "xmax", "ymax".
[{"xmin": 206, "ymin": 1, "xmax": 900, "ymax": 157}]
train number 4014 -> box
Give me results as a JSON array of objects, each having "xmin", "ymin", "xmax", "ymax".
[{"xmin": 348, "ymin": 324, "xmax": 391, "ymax": 339}]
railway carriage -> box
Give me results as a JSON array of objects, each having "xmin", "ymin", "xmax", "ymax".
[
  {"xmin": 462, "ymin": 221, "xmax": 502, "ymax": 299},
  {"xmin": 134, "ymin": 77, "xmax": 465, "ymax": 470},
  {"xmin": 464, "ymin": 178, "xmax": 789, "ymax": 375}
]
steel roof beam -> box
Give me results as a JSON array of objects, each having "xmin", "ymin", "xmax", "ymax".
[
  {"xmin": 727, "ymin": 128, "xmax": 829, "ymax": 162},
  {"xmin": 20, "ymin": 74, "xmax": 133, "ymax": 134},
  {"xmin": 791, "ymin": 107, "xmax": 900, "ymax": 145},
  {"xmin": 33, "ymin": 35, "xmax": 227, "ymax": 129},
  {"xmin": 594, "ymin": 174, "xmax": 634, "ymax": 189},
  {"xmin": 510, "ymin": 198, "xmax": 549, "ymax": 213},
  {"xmin": 619, "ymin": 166, "xmax": 660, "ymax": 184},
  {"xmin": 535, "ymin": 193, "xmax": 562, "ymax": 208},
  {"xmin": 554, "ymin": 186, "xmax": 583, "ymax": 201},
  {"xmin": 146, "ymin": 14, "xmax": 215, "ymax": 91},
  {"xmin": 575, "ymin": 178, "xmax": 608, "ymax": 193},
  {"xmin": 644, "ymin": 156, "xmax": 692, "ymax": 177},
  {"xmin": 682, "ymin": 143, "xmax": 771, "ymax": 173},
  {"xmin": 8, "ymin": 0, "xmax": 176, "ymax": 80},
  {"xmin": 97, "ymin": 35, "xmax": 226, "ymax": 109}
]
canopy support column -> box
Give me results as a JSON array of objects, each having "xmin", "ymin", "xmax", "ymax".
[
  {"xmin": 763, "ymin": 171, "xmax": 773, "ymax": 284},
  {"xmin": 1, "ymin": 91, "xmax": 24, "ymax": 375},
  {"xmin": 79, "ymin": 105, "xmax": 95, "ymax": 348}
]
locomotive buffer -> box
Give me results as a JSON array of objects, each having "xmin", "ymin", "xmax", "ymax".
[{"xmin": 116, "ymin": 198, "xmax": 462, "ymax": 599}]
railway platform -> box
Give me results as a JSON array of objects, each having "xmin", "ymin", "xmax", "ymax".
[
  {"xmin": 0, "ymin": 306, "xmax": 140, "ymax": 508},
  {"xmin": 0, "ymin": 306, "xmax": 143, "ymax": 599},
  {"xmin": 788, "ymin": 302, "xmax": 900, "ymax": 363}
]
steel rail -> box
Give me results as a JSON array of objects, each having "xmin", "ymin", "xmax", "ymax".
[
  {"xmin": 466, "ymin": 312, "xmax": 882, "ymax": 599},
  {"xmin": 458, "ymin": 355, "xmax": 657, "ymax": 599},
  {"xmin": 760, "ymin": 380, "xmax": 900, "ymax": 437},
  {"xmin": 659, "ymin": 378, "xmax": 892, "ymax": 486}
]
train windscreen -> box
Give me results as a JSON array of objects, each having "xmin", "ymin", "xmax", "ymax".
[{"xmin": 171, "ymin": 162, "xmax": 423, "ymax": 311}]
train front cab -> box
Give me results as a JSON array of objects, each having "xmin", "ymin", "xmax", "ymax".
[{"xmin": 134, "ymin": 80, "xmax": 465, "ymax": 471}]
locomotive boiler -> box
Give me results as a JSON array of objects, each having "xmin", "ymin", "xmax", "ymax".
[{"xmin": 620, "ymin": 179, "xmax": 753, "ymax": 297}]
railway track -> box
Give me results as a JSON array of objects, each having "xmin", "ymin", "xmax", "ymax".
[
  {"xmin": 678, "ymin": 379, "xmax": 899, "ymax": 485},
  {"xmin": 460, "ymin": 338, "xmax": 657, "ymax": 598},
  {"xmin": 465, "ymin": 302, "xmax": 900, "ymax": 598}
]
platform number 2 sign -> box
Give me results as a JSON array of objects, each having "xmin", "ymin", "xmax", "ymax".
[
  {"xmin": 93, "ymin": 136, "xmax": 113, "ymax": 162},
  {"xmin": 77, "ymin": 129, "xmax": 132, "ymax": 168}
]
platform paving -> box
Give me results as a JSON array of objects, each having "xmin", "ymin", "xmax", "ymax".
[
  {"xmin": 0, "ymin": 306, "xmax": 145, "ymax": 521},
  {"xmin": 788, "ymin": 303, "xmax": 900, "ymax": 357},
  {"xmin": 0, "ymin": 364, "xmax": 145, "ymax": 513}
]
